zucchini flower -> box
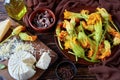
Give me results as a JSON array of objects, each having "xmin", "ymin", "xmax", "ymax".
[
  {"xmin": 81, "ymin": 13, "xmax": 102, "ymax": 32},
  {"xmin": 81, "ymin": 21, "xmax": 94, "ymax": 32},
  {"xmin": 56, "ymin": 22, "xmax": 64, "ymax": 50},
  {"xmin": 113, "ymin": 37, "xmax": 120, "ymax": 46},
  {"xmin": 97, "ymin": 8, "xmax": 110, "ymax": 21},
  {"xmin": 87, "ymin": 40, "xmax": 96, "ymax": 58},
  {"xmin": 64, "ymin": 10, "xmax": 89, "ymax": 20},
  {"xmin": 19, "ymin": 32, "xmax": 37, "ymax": 41},
  {"xmin": 64, "ymin": 40, "xmax": 71, "ymax": 49},
  {"xmin": 70, "ymin": 36, "xmax": 99, "ymax": 62},
  {"xmin": 107, "ymin": 25, "xmax": 120, "ymax": 37},
  {"xmin": 70, "ymin": 37, "xmax": 85, "ymax": 61},
  {"xmin": 0, "ymin": 25, "xmax": 26, "ymax": 44},
  {"xmin": 97, "ymin": 7, "xmax": 119, "ymax": 32},
  {"xmin": 56, "ymin": 22, "xmax": 63, "ymax": 36},
  {"xmin": 87, "ymin": 13, "xmax": 103, "ymax": 43},
  {"xmin": 85, "ymin": 13, "xmax": 103, "ymax": 62},
  {"xmin": 87, "ymin": 13, "xmax": 102, "ymax": 25},
  {"xmin": 93, "ymin": 20, "xmax": 103, "ymax": 43},
  {"xmin": 107, "ymin": 25, "xmax": 120, "ymax": 45},
  {"xmin": 77, "ymin": 32, "xmax": 90, "ymax": 48},
  {"xmin": 58, "ymin": 30, "xmax": 68, "ymax": 41},
  {"xmin": 63, "ymin": 20, "xmax": 76, "ymax": 36},
  {"xmin": 12, "ymin": 25, "xmax": 25, "ymax": 35},
  {"xmin": 97, "ymin": 40, "xmax": 111, "ymax": 60},
  {"xmin": 81, "ymin": 9, "xmax": 89, "ymax": 15},
  {"xmin": 80, "ymin": 9, "xmax": 89, "ymax": 20},
  {"xmin": 88, "ymin": 48, "xmax": 94, "ymax": 58}
]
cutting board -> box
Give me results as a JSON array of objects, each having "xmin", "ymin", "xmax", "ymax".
[{"xmin": 0, "ymin": 36, "xmax": 58, "ymax": 80}]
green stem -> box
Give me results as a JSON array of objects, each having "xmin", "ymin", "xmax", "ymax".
[
  {"xmin": 99, "ymin": 23, "xmax": 108, "ymax": 44},
  {"xmin": 91, "ymin": 42, "xmax": 99, "ymax": 61},
  {"xmin": 84, "ymin": 56, "xmax": 99, "ymax": 62},
  {"xmin": 88, "ymin": 32, "xmax": 95, "ymax": 37},
  {"xmin": 110, "ymin": 20, "xmax": 119, "ymax": 32},
  {"xmin": 80, "ymin": 22, "xmax": 85, "ymax": 33},
  {"xmin": 0, "ymin": 34, "xmax": 12, "ymax": 45},
  {"xmin": 57, "ymin": 37, "xmax": 63, "ymax": 50}
]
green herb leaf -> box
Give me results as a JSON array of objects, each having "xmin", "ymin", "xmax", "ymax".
[{"xmin": 0, "ymin": 64, "xmax": 6, "ymax": 70}]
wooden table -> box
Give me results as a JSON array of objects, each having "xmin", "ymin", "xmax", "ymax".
[{"xmin": 0, "ymin": 1, "xmax": 96, "ymax": 80}]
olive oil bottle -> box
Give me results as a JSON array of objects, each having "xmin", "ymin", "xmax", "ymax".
[{"xmin": 4, "ymin": 0, "xmax": 27, "ymax": 20}]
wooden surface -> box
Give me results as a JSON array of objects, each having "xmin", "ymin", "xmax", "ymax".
[
  {"xmin": 0, "ymin": 1, "xmax": 97, "ymax": 80},
  {"xmin": 0, "ymin": 37, "xmax": 58, "ymax": 80}
]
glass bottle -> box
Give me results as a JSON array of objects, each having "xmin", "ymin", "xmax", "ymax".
[{"xmin": 4, "ymin": 0, "xmax": 27, "ymax": 20}]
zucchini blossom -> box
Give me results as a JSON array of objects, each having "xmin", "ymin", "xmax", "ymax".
[
  {"xmin": 86, "ymin": 12, "xmax": 103, "ymax": 62},
  {"xmin": 69, "ymin": 37, "xmax": 85, "ymax": 61},
  {"xmin": 97, "ymin": 8, "xmax": 110, "ymax": 21},
  {"xmin": 56, "ymin": 8, "xmax": 120, "ymax": 63},
  {"xmin": 63, "ymin": 18, "xmax": 76, "ymax": 36},
  {"xmin": 78, "ymin": 32, "xmax": 90, "ymax": 48},
  {"xmin": 12, "ymin": 25, "xmax": 25, "ymax": 35},
  {"xmin": 87, "ymin": 13, "xmax": 103, "ymax": 43},
  {"xmin": 107, "ymin": 25, "xmax": 120, "ymax": 45},
  {"xmin": 81, "ymin": 21, "xmax": 94, "ymax": 31},
  {"xmin": 97, "ymin": 40, "xmax": 111, "ymax": 60},
  {"xmin": 56, "ymin": 22, "xmax": 64, "ymax": 50},
  {"xmin": 97, "ymin": 7, "xmax": 119, "ymax": 33},
  {"xmin": 19, "ymin": 32, "xmax": 37, "ymax": 41},
  {"xmin": 64, "ymin": 10, "xmax": 89, "ymax": 20}
]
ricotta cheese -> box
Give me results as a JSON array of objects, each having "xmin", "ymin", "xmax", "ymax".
[
  {"xmin": 0, "ymin": 37, "xmax": 34, "ymax": 61},
  {"xmin": 8, "ymin": 51, "xmax": 36, "ymax": 80},
  {"xmin": 36, "ymin": 52, "xmax": 51, "ymax": 70}
]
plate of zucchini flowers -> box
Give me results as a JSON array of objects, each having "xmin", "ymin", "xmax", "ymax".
[{"xmin": 55, "ymin": 7, "xmax": 120, "ymax": 64}]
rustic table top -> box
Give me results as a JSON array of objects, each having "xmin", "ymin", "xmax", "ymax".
[{"xmin": 0, "ymin": 1, "xmax": 96, "ymax": 80}]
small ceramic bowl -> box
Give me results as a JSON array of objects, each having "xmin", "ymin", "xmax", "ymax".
[
  {"xmin": 28, "ymin": 8, "xmax": 56, "ymax": 33},
  {"xmin": 55, "ymin": 60, "xmax": 77, "ymax": 80}
]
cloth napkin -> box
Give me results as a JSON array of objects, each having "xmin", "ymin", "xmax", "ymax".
[
  {"xmin": 23, "ymin": 0, "xmax": 120, "ymax": 26},
  {"xmin": 89, "ymin": 46, "xmax": 120, "ymax": 80}
]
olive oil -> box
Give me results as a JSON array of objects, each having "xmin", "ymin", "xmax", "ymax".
[{"xmin": 4, "ymin": 0, "xmax": 27, "ymax": 20}]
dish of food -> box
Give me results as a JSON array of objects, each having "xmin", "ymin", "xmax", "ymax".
[
  {"xmin": 28, "ymin": 7, "xmax": 56, "ymax": 33},
  {"xmin": 55, "ymin": 60, "xmax": 77, "ymax": 80},
  {"xmin": 55, "ymin": 7, "xmax": 120, "ymax": 64},
  {"xmin": 0, "ymin": 24, "xmax": 58, "ymax": 80}
]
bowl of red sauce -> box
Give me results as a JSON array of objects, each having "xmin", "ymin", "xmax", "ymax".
[{"xmin": 28, "ymin": 8, "xmax": 56, "ymax": 33}]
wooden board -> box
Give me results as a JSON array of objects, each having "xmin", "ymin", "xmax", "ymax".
[{"xmin": 0, "ymin": 37, "xmax": 58, "ymax": 80}]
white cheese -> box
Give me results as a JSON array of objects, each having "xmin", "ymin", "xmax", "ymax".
[
  {"xmin": 0, "ymin": 18, "xmax": 11, "ymax": 41},
  {"xmin": 8, "ymin": 51, "xmax": 36, "ymax": 80},
  {"xmin": 36, "ymin": 52, "xmax": 51, "ymax": 70},
  {"xmin": 0, "ymin": 37, "xmax": 34, "ymax": 61}
]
